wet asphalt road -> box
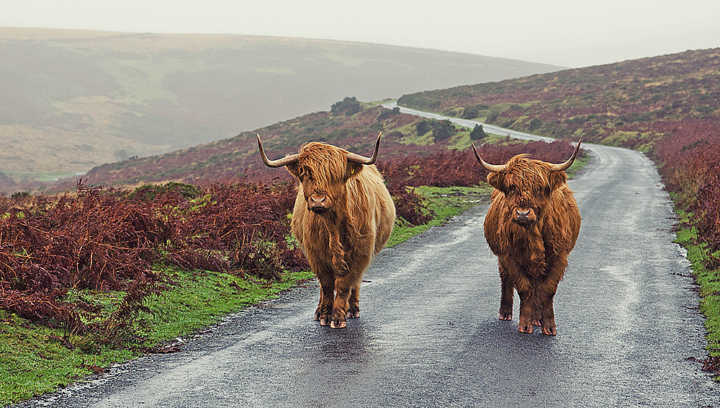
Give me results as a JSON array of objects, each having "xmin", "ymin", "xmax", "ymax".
[{"xmin": 20, "ymin": 107, "xmax": 719, "ymax": 407}]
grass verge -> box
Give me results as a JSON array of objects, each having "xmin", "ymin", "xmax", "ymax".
[
  {"xmin": 673, "ymin": 209, "xmax": 720, "ymax": 379},
  {"xmin": 0, "ymin": 268, "xmax": 314, "ymax": 406},
  {"xmin": 0, "ymin": 184, "xmax": 491, "ymax": 406},
  {"xmin": 387, "ymin": 185, "xmax": 491, "ymax": 247}
]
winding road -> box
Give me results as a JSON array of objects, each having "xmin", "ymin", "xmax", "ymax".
[{"xmin": 19, "ymin": 105, "xmax": 718, "ymax": 407}]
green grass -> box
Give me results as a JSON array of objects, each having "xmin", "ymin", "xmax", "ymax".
[
  {"xmin": 387, "ymin": 185, "xmax": 492, "ymax": 247},
  {"xmin": 565, "ymin": 153, "xmax": 590, "ymax": 179},
  {"xmin": 135, "ymin": 267, "xmax": 314, "ymax": 347},
  {"xmin": 673, "ymin": 210, "xmax": 720, "ymax": 376},
  {"xmin": 392, "ymin": 122, "xmax": 435, "ymax": 146},
  {"xmin": 0, "ymin": 268, "xmax": 313, "ymax": 406},
  {"xmin": 0, "ymin": 310, "xmax": 135, "ymax": 405}
]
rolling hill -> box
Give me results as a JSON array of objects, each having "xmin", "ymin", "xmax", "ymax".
[
  {"xmin": 398, "ymin": 47, "xmax": 720, "ymax": 151},
  {"xmin": 0, "ymin": 27, "xmax": 560, "ymax": 185},
  {"xmin": 50, "ymin": 99, "xmax": 485, "ymax": 190}
]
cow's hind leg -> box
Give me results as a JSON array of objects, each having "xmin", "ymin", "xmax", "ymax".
[
  {"xmin": 347, "ymin": 284, "xmax": 360, "ymax": 319},
  {"xmin": 315, "ymin": 273, "xmax": 334, "ymax": 326},
  {"xmin": 498, "ymin": 263, "xmax": 513, "ymax": 321}
]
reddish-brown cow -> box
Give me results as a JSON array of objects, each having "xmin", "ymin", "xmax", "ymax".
[
  {"xmin": 474, "ymin": 140, "xmax": 582, "ymax": 335},
  {"xmin": 258, "ymin": 132, "xmax": 395, "ymax": 329}
]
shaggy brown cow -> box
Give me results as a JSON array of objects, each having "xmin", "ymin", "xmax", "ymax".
[
  {"xmin": 473, "ymin": 140, "xmax": 582, "ymax": 335},
  {"xmin": 258, "ymin": 132, "xmax": 395, "ymax": 329}
]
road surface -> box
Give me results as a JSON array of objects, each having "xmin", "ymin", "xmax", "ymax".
[{"xmin": 19, "ymin": 105, "xmax": 718, "ymax": 407}]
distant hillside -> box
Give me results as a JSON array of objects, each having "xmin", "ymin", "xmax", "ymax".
[
  {"xmin": 50, "ymin": 100, "xmax": 486, "ymax": 190},
  {"xmin": 398, "ymin": 47, "xmax": 720, "ymax": 151},
  {"xmin": 0, "ymin": 172, "xmax": 14, "ymax": 192},
  {"xmin": 0, "ymin": 27, "xmax": 560, "ymax": 184}
]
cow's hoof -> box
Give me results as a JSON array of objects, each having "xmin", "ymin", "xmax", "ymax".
[
  {"xmin": 347, "ymin": 307, "xmax": 360, "ymax": 319},
  {"xmin": 315, "ymin": 305, "xmax": 331, "ymax": 323},
  {"xmin": 330, "ymin": 320, "xmax": 347, "ymax": 329},
  {"xmin": 498, "ymin": 312, "xmax": 512, "ymax": 321},
  {"xmin": 541, "ymin": 325, "xmax": 557, "ymax": 336},
  {"xmin": 517, "ymin": 323, "xmax": 534, "ymax": 334}
]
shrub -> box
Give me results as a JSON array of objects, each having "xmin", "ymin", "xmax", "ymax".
[
  {"xmin": 415, "ymin": 120, "xmax": 431, "ymax": 135},
  {"xmin": 470, "ymin": 124, "xmax": 487, "ymax": 141},
  {"xmin": 331, "ymin": 97, "xmax": 362, "ymax": 116},
  {"xmin": 377, "ymin": 107, "xmax": 401, "ymax": 120},
  {"xmin": 486, "ymin": 111, "xmax": 499, "ymax": 122},
  {"xmin": 462, "ymin": 106, "xmax": 480, "ymax": 119},
  {"xmin": 431, "ymin": 120, "xmax": 454, "ymax": 142},
  {"xmin": 529, "ymin": 118, "xmax": 542, "ymax": 131},
  {"xmin": 128, "ymin": 182, "xmax": 202, "ymax": 201}
]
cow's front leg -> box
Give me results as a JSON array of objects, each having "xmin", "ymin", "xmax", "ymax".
[
  {"xmin": 331, "ymin": 275, "xmax": 354, "ymax": 329},
  {"xmin": 347, "ymin": 284, "xmax": 360, "ymax": 319},
  {"xmin": 498, "ymin": 263, "xmax": 513, "ymax": 321},
  {"xmin": 539, "ymin": 290, "xmax": 557, "ymax": 336},
  {"xmin": 515, "ymin": 276, "xmax": 535, "ymax": 334},
  {"xmin": 315, "ymin": 273, "xmax": 334, "ymax": 326},
  {"xmin": 537, "ymin": 255, "xmax": 567, "ymax": 336},
  {"xmin": 532, "ymin": 298, "xmax": 544, "ymax": 327}
]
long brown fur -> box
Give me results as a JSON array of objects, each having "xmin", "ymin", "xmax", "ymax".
[
  {"xmin": 483, "ymin": 154, "xmax": 581, "ymax": 335},
  {"xmin": 288, "ymin": 142, "xmax": 395, "ymax": 328}
]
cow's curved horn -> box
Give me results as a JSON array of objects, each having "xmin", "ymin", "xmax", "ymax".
[
  {"xmin": 471, "ymin": 143, "xmax": 506, "ymax": 172},
  {"xmin": 257, "ymin": 134, "xmax": 299, "ymax": 168},
  {"xmin": 548, "ymin": 138, "xmax": 583, "ymax": 172},
  {"xmin": 346, "ymin": 131, "xmax": 383, "ymax": 165}
]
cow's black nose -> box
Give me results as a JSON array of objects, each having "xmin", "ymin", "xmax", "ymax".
[{"xmin": 310, "ymin": 196, "xmax": 326, "ymax": 205}]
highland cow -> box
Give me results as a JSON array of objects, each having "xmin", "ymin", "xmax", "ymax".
[
  {"xmin": 474, "ymin": 140, "xmax": 582, "ymax": 335},
  {"xmin": 258, "ymin": 132, "xmax": 396, "ymax": 329}
]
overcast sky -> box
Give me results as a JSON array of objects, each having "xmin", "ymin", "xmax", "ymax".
[{"xmin": 3, "ymin": 0, "xmax": 719, "ymax": 67}]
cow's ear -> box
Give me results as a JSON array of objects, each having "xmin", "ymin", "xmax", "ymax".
[
  {"xmin": 486, "ymin": 172, "xmax": 506, "ymax": 192},
  {"xmin": 286, "ymin": 162, "xmax": 301, "ymax": 179},
  {"xmin": 548, "ymin": 171, "xmax": 567, "ymax": 192},
  {"xmin": 345, "ymin": 161, "xmax": 364, "ymax": 180}
]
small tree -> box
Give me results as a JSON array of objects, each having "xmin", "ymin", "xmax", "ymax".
[
  {"xmin": 462, "ymin": 106, "xmax": 480, "ymax": 119},
  {"xmin": 331, "ymin": 97, "xmax": 362, "ymax": 116},
  {"xmin": 377, "ymin": 106, "xmax": 402, "ymax": 120},
  {"xmin": 415, "ymin": 120, "xmax": 431, "ymax": 135},
  {"xmin": 432, "ymin": 120, "xmax": 454, "ymax": 142},
  {"xmin": 528, "ymin": 118, "xmax": 542, "ymax": 131},
  {"xmin": 486, "ymin": 110, "xmax": 499, "ymax": 123},
  {"xmin": 470, "ymin": 124, "xmax": 487, "ymax": 141}
]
